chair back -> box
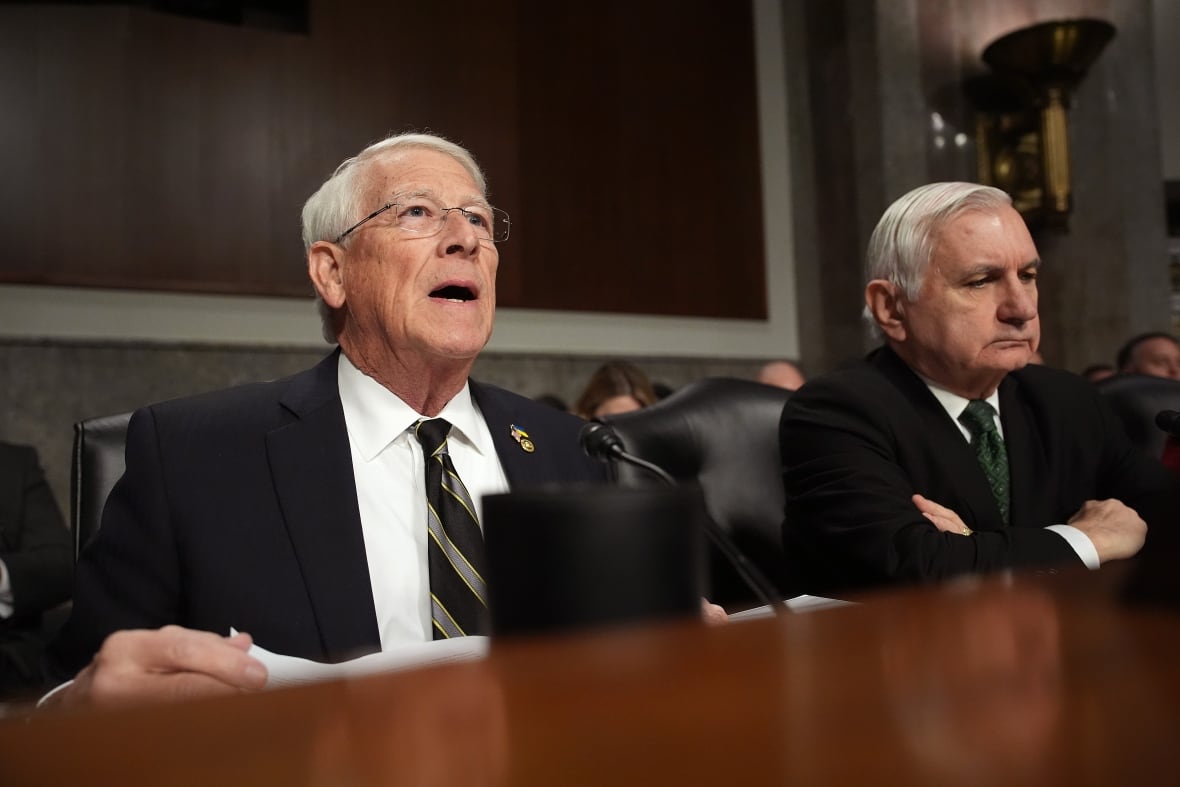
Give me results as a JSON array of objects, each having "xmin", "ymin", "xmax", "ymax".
[
  {"xmin": 70, "ymin": 412, "xmax": 132, "ymax": 561},
  {"xmin": 599, "ymin": 377, "xmax": 792, "ymax": 605},
  {"xmin": 1095, "ymin": 374, "xmax": 1180, "ymax": 460}
]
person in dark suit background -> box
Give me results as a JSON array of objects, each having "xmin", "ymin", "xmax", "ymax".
[
  {"xmin": 781, "ymin": 182, "xmax": 1176, "ymax": 596},
  {"xmin": 0, "ymin": 442, "xmax": 72, "ymax": 696},
  {"xmin": 46, "ymin": 132, "xmax": 609, "ymax": 706},
  {"xmin": 1115, "ymin": 331, "xmax": 1180, "ymax": 381}
]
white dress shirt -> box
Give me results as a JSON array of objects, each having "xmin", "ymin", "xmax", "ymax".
[
  {"xmin": 922, "ymin": 380, "xmax": 1099, "ymax": 568},
  {"xmin": 337, "ymin": 354, "xmax": 509, "ymax": 648}
]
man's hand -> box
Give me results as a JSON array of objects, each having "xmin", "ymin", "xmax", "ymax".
[
  {"xmin": 700, "ymin": 599, "xmax": 728, "ymax": 625},
  {"xmin": 912, "ymin": 494, "xmax": 973, "ymax": 536},
  {"xmin": 52, "ymin": 626, "xmax": 268, "ymax": 708},
  {"xmin": 1067, "ymin": 499, "xmax": 1147, "ymax": 563}
]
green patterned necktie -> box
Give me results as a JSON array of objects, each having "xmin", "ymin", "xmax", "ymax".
[
  {"xmin": 957, "ymin": 399, "xmax": 1010, "ymax": 524},
  {"xmin": 414, "ymin": 418, "xmax": 488, "ymax": 639}
]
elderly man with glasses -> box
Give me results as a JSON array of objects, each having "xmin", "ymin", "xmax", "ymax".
[{"xmin": 45, "ymin": 133, "xmax": 609, "ymax": 706}]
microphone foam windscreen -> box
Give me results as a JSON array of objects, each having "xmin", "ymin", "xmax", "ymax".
[{"xmin": 482, "ymin": 483, "xmax": 706, "ymax": 638}]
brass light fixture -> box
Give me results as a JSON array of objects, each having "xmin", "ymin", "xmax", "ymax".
[{"xmin": 965, "ymin": 18, "xmax": 1115, "ymax": 230}]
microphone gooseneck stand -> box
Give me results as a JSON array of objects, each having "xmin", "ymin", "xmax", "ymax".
[{"xmin": 579, "ymin": 421, "xmax": 786, "ymax": 614}]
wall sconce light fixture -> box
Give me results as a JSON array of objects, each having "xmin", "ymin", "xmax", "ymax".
[{"xmin": 965, "ymin": 18, "xmax": 1115, "ymax": 230}]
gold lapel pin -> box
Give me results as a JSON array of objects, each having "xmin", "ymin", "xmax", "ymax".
[{"xmin": 510, "ymin": 424, "xmax": 535, "ymax": 453}]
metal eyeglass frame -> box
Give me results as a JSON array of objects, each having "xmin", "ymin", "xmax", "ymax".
[{"xmin": 333, "ymin": 201, "xmax": 511, "ymax": 245}]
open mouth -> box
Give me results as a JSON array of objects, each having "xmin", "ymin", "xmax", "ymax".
[{"xmin": 430, "ymin": 285, "xmax": 476, "ymax": 302}]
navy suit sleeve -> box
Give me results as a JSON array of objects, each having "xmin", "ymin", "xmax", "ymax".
[{"xmin": 46, "ymin": 407, "xmax": 183, "ymax": 679}]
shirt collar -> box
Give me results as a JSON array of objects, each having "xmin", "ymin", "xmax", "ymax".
[
  {"xmin": 337, "ymin": 353, "xmax": 493, "ymax": 462},
  {"xmin": 919, "ymin": 374, "xmax": 1002, "ymax": 424}
]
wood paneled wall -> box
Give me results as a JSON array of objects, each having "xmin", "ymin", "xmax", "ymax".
[{"xmin": 0, "ymin": 1, "xmax": 765, "ymax": 320}]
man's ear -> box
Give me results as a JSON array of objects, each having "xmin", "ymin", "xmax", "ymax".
[
  {"xmin": 865, "ymin": 279, "xmax": 907, "ymax": 342},
  {"xmin": 308, "ymin": 241, "xmax": 347, "ymax": 309}
]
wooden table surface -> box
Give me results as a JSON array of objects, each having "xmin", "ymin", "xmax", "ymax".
[{"xmin": 2, "ymin": 565, "xmax": 1177, "ymax": 786}]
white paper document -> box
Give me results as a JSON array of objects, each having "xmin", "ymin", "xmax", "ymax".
[
  {"xmin": 240, "ymin": 633, "xmax": 489, "ymax": 689},
  {"xmin": 728, "ymin": 595, "xmax": 852, "ymax": 621},
  {"xmin": 240, "ymin": 595, "xmax": 845, "ymax": 688}
]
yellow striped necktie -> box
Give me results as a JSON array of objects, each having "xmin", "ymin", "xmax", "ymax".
[{"xmin": 414, "ymin": 418, "xmax": 488, "ymax": 638}]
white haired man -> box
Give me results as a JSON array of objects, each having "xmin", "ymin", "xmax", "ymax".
[
  {"xmin": 780, "ymin": 182, "xmax": 1178, "ymax": 595},
  {"xmin": 45, "ymin": 133, "xmax": 609, "ymax": 705}
]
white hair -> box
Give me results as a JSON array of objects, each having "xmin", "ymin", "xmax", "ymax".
[
  {"xmin": 862, "ymin": 182, "xmax": 1013, "ymax": 336},
  {"xmin": 300, "ymin": 132, "xmax": 488, "ymax": 342}
]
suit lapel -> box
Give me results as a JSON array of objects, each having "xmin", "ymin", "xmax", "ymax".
[
  {"xmin": 872, "ymin": 347, "xmax": 1004, "ymax": 529},
  {"xmin": 471, "ymin": 381, "xmax": 559, "ymax": 487},
  {"xmin": 267, "ymin": 352, "xmax": 380, "ymax": 661},
  {"xmin": 998, "ymin": 375, "xmax": 1044, "ymax": 527}
]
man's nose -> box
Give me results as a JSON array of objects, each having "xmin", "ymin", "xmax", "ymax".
[
  {"xmin": 999, "ymin": 277, "xmax": 1038, "ymax": 324},
  {"xmin": 437, "ymin": 210, "xmax": 481, "ymax": 255}
]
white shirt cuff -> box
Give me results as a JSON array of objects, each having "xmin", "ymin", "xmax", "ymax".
[{"xmin": 1046, "ymin": 524, "xmax": 1100, "ymax": 569}]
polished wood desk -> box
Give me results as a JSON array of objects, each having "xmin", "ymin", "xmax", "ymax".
[{"xmin": 2, "ymin": 566, "xmax": 1177, "ymax": 786}]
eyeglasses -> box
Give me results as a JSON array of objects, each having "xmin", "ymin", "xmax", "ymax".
[{"xmin": 333, "ymin": 195, "xmax": 511, "ymax": 245}]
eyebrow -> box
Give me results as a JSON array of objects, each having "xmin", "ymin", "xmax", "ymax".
[
  {"xmin": 391, "ymin": 188, "xmax": 490, "ymax": 208},
  {"xmin": 958, "ymin": 258, "xmax": 1041, "ymax": 280}
]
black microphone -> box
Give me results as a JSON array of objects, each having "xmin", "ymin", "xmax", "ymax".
[
  {"xmin": 578, "ymin": 420, "xmax": 626, "ymax": 460},
  {"xmin": 1156, "ymin": 410, "xmax": 1180, "ymax": 438},
  {"xmin": 579, "ymin": 419, "xmax": 785, "ymax": 614},
  {"xmin": 580, "ymin": 420, "xmax": 676, "ymax": 486}
]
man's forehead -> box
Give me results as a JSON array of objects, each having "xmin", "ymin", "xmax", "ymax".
[
  {"xmin": 930, "ymin": 211, "xmax": 1036, "ymax": 267},
  {"xmin": 367, "ymin": 149, "xmax": 480, "ymax": 195},
  {"xmin": 938, "ymin": 206, "xmax": 1028, "ymax": 243}
]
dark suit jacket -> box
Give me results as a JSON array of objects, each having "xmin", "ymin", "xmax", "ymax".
[
  {"xmin": 780, "ymin": 346, "xmax": 1178, "ymax": 595},
  {"xmin": 0, "ymin": 442, "xmax": 72, "ymax": 690},
  {"xmin": 47, "ymin": 352, "xmax": 605, "ymax": 679}
]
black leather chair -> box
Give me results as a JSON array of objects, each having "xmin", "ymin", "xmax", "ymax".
[
  {"xmin": 1095, "ymin": 374, "xmax": 1180, "ymax": 460},
  {"xmin": 70, "ymin": 412, "xmax": 132, "ymax": 561},
  {"xmin": 599, "ymin": 377, "xmax": 793, "ymax": 607}
]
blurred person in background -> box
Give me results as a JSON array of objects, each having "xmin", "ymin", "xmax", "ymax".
[
  {"xmin": 1116, "ymin": 332, "xmax": 1180, "ymax": 380},
  {"xmin": 0, "ymin": 442, "xmax": 72, "ymax": 698},
  {"xmin": 574, "ymin": 361, "xmax": 657, "ymax": 419},
  {"xmin": 757, "ymin": 360, "xmax": 806, "ymax": 390}
]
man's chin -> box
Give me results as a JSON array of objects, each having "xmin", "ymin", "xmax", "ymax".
[
  {"xmin": 992, "ymin": 350, "xmax": 1034, "ymax": 373},
  {"xmin": 966, "ymin": 345, "xmax": 1033, "ymax": 378},
  {"xmin": 424, "ymin": 330, "xmax": 493, "ymax": 362}
]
